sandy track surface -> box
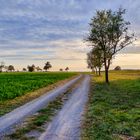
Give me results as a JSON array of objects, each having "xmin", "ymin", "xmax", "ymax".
[
  {"xmin": 39, "ymin": 75, "xmax": 90, "ymax": 140},
  {"xmin": 0, "ymin": 75, "xmax": 81, "ymax": 136}
]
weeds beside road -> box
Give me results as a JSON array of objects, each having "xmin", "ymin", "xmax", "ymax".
[{"xmin": 82, "ymin": 70, "xmax": 140, "ymax": 140}]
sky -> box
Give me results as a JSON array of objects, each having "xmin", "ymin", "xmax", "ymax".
[{"xmin": 0, "ymin": 0, "xmax": 140, "ymax": 71}]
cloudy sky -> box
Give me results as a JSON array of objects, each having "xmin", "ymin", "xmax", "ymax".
[{"xmin": 0, "ymin": 0, "xmax": 140, "ymax": 71}]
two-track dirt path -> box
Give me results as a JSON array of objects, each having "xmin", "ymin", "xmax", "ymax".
[
  {"xmin": 39, "ymin": 75, "xmax": 90, "ymax": 140},
  {"xmin": 0, "ymin": 75, "xmax": 81, "ymax": 136}
]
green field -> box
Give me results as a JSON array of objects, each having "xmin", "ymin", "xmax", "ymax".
[
  {"xmin": 0, "ymin": 72, "xmax": 77, "ymax": 101},
  {"xmin": 82, "ymin": 70, "xmax": 140, "ymax": 140}
]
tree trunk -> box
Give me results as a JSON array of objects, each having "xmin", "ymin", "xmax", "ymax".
[
  {"xmin": 104, "ymin": 56, "xmax": 109, "ymax": 84},
  {"xmin": 98, "ymin": 68, "xmax": 101, "ymax": 76},
  {"xmin": 105, "ymin": 67, "xmax": 109, "ymax": 83},
  {"xmin": 95, "ymin": 67, "xmax": 97, "ymax": 75}
]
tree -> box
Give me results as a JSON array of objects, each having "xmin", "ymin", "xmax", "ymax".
[
  {"xmin": 36, "ymin": 66, "xmax": 42, "ymax": 72},
  {"xmin": 4, "ymin": 66, "xmax": 8, "ymax": 72},
  {"xmin": 59, "ymin": 68, "xmax": 63, "ymax": 71},
  {"xmin": 43, "ymin": 62, "xmax": 52, "ymax": 71},
  {"xmin": 92, "ymin": 47, "xmax": 103, "ymax": 76},
  {"xmin": 23, "ymin": 68, "xmax": 27, "ymax": 71},
  {"xmin": 87, "ymin": 51, "xmax": 96, "ymax": 73},
  {"xmin": 0, "ymin": 61, "xmax": 5, "ymax": 72},
  {"xmin": 8, "ymin": 65, "xmax": 15, "ymax": 72},
  {"xmin": 27, "ymin": 64, "xmax": 35, "ymax": 72},
  {"xmin": 86, "ymin": 8, "xmax": 134, "ymax": 83},
  {"xmin": 65, "ymin": 67, "xmax": 69, "ymax": 71},
  {"xmin": 114, "ymin": 66, "xmax": 121, "ymax": 70},
  {"xmin": 87, "ymin": 48, "xmax": 103, "ymax": 75}
]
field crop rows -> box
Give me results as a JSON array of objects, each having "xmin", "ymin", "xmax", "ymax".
[{"xmin": 0, "ymin": 72, "xmax": 77, "ymax": 101}]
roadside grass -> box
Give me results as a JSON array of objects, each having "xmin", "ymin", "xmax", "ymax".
[
  {"xmin": 6, "ymin": 75, "xmax": 83, "ymax": 140},
  {"xmin": 82, "ymin": 70, "xmax": 140, "ymax": 140},
  {"xmin": 0, "ymin": 72, "xmax": 78, "ymax": 116}
]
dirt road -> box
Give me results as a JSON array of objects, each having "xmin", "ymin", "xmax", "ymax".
[
  {"xmin": 0, "ymin": 75, "xmax": 81, "ymax": 136},
  {"xmin": 39, "ymin": 75, "xmax": 90, "ymax": 140}
]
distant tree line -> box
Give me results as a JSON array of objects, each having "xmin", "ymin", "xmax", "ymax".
[
  {"xmin": 0, "ymin": 62, "xmax": 15, "ymax": 72},
  {"xmin": 0, "ymin": 61, "xmax": 70, "ymax": 72}
]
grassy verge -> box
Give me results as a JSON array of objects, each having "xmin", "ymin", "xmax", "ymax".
[
  {"xmin": 5, "ymin": 76, "xmax": 83, "ymax": 140},
  {"xmin": 82, "ymin": 70, "xmax": 140, "ymax": 140},
  {"xmin": 0, "ymin": 72, "xmax": 78, "ymax": 116}
]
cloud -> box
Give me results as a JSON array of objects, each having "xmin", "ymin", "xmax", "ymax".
[{"xmin": 0, "ymin": 0, "xmax": 139, "ymax": 70}]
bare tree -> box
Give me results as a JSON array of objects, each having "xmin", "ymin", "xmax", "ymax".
[{"xmin": 86, "ymin": 8, "xmax": 134, "ymax": 83}]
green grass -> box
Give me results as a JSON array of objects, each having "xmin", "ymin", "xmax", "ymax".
[
  {"xmin": 82, "ymin": 70, "xmax": 140, "ymax": 140},
  {"xmin": 0, "ymin": 72, "xmax": 77, "ymax": 101}
]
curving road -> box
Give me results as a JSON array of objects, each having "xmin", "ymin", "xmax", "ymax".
[
  {"xmin": 0, "ymin": 75, "xmax": 81, "ymax": 136},
  {"xmin": 39, "ymin": 75, "xmax": 90, "ymax": 140}
]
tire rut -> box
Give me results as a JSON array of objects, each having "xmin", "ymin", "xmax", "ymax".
[{"xmin": 39, "ymin": 75, "xmax": 90, "ymax": 140}]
